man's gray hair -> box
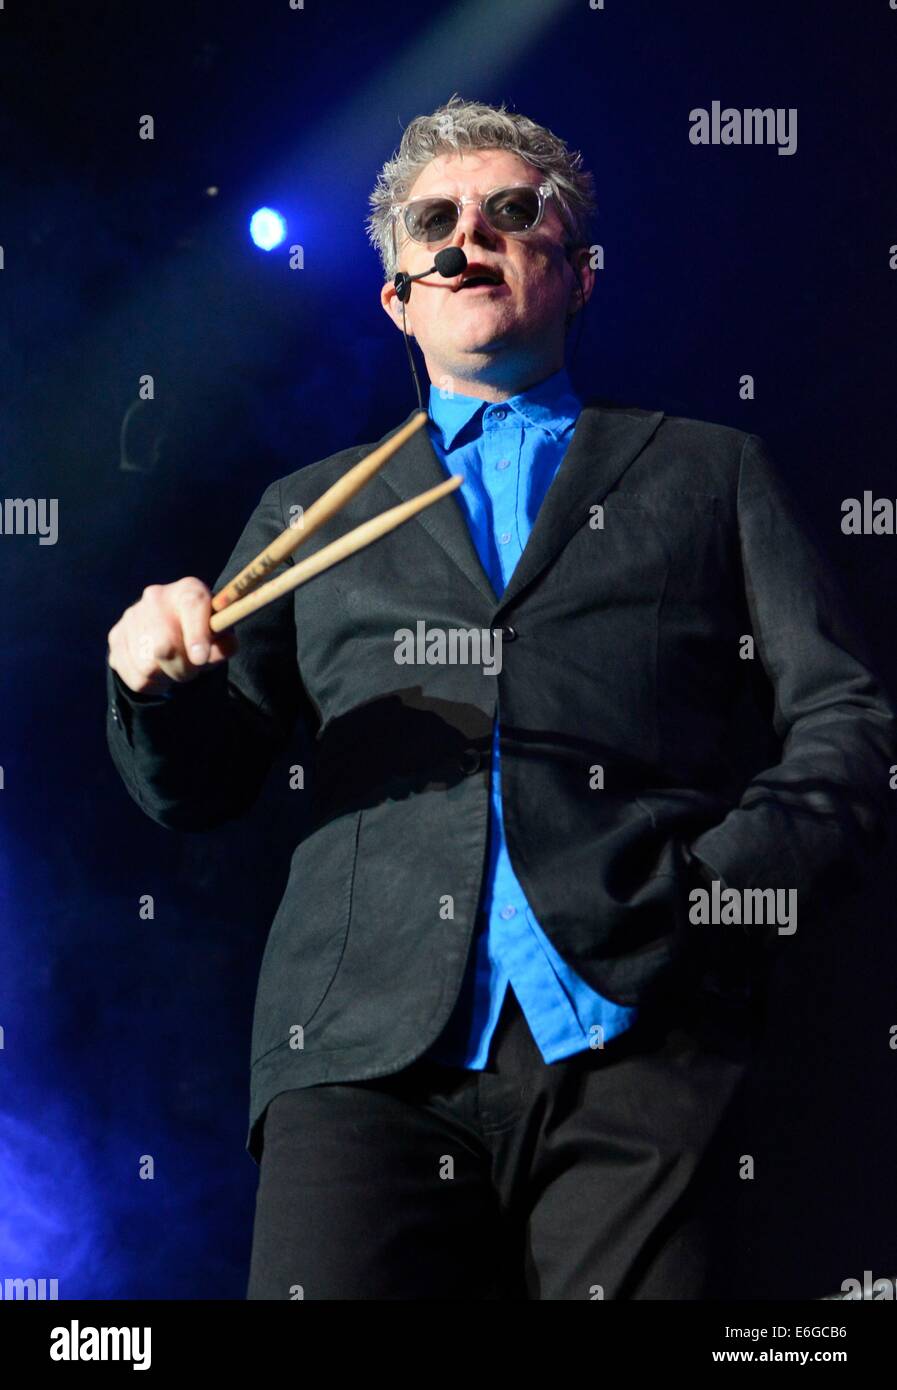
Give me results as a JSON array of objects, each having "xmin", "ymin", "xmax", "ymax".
[{"xmin": 366, "ymin": 93, "xmax": 597, "ymax": 282}]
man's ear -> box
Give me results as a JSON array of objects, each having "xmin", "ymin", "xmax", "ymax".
[
  {"xmin": 565, "ymin": 244, "xmax": 595, "ymax": 318},
  {"xmin": 380, "ymin": 279, "xmax": 414, "ymax": 337}
]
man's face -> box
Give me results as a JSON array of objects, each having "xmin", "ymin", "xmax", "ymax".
[{"xmin": 380, "ymin": 148, "xmax": 592, "ymax": 391}]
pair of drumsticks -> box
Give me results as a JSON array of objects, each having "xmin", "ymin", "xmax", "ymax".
[{"xmin": 209, "ymin": 412, "xmax": 461, "ymax": 633}]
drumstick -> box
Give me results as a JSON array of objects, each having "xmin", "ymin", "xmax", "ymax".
[
  {"xmin": 211, "ymin": 410, "xmax": 429, "ymax": 610},
  {"xmin": 208, "ymin": 474, "xmax": 463, "ymax": 633}
]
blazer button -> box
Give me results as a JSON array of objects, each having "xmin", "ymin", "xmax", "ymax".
[{"xmin": 459, "ymin": 747, "xmax": 482, "ymax": 775}]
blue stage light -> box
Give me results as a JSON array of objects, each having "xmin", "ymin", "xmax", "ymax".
[{"xmin": 249, "ymin": 207, "xmax": 287, "ymax": 251}]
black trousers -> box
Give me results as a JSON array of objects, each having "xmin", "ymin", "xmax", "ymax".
[{"xmin": 246, "ymin": 983, "xmax": 757, "ymax": 1300}]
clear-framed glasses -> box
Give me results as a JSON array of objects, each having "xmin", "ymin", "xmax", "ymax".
[{"xmin": 390, "ymin": 181, "xmax": 556, "ymax": 255}]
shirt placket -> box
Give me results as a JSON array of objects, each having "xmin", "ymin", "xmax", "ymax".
[{"xmin": 481, "ymin": 406, "xmax": 586, "ymax": 1052}]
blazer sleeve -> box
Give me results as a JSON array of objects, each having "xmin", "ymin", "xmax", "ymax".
[
  {"xmin": 688, "ymin": 433, "xmax": 897, "ymax": 909},
  {"xmin": 105, "ymin": 477, "xmax": 318, "ymax": 831}
]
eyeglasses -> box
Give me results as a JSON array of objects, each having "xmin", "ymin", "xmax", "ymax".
[{"xmin": 390, "ymin": 181, "xmax": 556, "ymax": 252}]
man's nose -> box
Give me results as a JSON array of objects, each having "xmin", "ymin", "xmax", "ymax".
[{"xmin": 451, "ymin": 200, "xmax": 496, "ymax": 248}]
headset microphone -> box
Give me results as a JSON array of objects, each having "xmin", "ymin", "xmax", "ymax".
[
  {"xmin": 394, "ymin": 247, "xmax": 468, "ymax": 411},
  {"xmin": 394, "ymin": 245, "xmax": 467, "ymax": 303}
]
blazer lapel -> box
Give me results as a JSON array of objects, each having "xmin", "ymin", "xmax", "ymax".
[
  {"xmin": 375, "ymin": 409, "xmax": 498, "ymax": 606},
  {"xmin": 496, "ymin": 402, "xmax": 665, "ymax": 612},
  {"xmin": 372, "ymin": 400, "xmax": 665, "ymax": 613}
]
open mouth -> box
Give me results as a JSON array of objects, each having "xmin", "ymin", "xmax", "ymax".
[{"xmin": 455, "ymin": 268, "xmax": 505, "ymax": 292}]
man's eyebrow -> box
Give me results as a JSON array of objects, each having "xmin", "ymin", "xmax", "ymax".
[{"xmin": 407, "ymin": 180, "xmax": 543, "ymax": 199}]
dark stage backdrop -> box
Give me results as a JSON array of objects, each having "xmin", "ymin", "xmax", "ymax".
[{"xmin": 1, "ymin": 0, "xmax": 895, "ymax": 1299}]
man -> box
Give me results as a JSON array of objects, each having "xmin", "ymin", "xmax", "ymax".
[{"xmin": 106, "ymin": 96, "xmax": 896, "ymax": 1299}]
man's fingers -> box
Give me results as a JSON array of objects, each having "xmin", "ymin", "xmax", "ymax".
[
  {"xmin": 109, "ymin": 578, "xmax": 238, "ymax": 694},
  {"xmin": 170, "ymin": 581, "xmax": 215, "ymax": 665},
  {"xmin": 124, "ymin": 611, "xmax": 184, "ymax": 689}
]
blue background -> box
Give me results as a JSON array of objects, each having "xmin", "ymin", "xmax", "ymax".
[{"xmin": 1, "ymin": 0, "xmax": 895, "ymax": 1298}]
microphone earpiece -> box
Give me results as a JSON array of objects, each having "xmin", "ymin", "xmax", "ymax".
[{"xmin": 392, "ymin": 248, "xmax": 469, "ymax": 413}]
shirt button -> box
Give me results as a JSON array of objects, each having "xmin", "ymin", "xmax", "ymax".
[
  {"xmin": 501, "ymin": 625, "xmax": 518, "ymax": 641},
  {"xmin": 458, "ymin": 748, "xmax": 482, "ymax": 775},
  {"xmin": 500, "ymin": 904, "xmax": 517, "ymax": 920},
  {"xmin": 496, "ymin": 458, "xmax": 510, "ymax": 470},
  {"xmin": 111, "ymin": 706, "xmax": 120, "ymax": 724},
  {"xmin": 493, "ymin": 407, "xmax": 507, "ymax": 421},
  {"xmin": 499, "ymin": 532, "xmax": 511, "ymax": 545}
]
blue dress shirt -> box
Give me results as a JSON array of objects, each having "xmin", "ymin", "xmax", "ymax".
[{"xmin": 422, "ymin": 366, "xmax": 639, "ymax": 1068}]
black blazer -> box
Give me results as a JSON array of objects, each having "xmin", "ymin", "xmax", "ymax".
[{"xmin": 106, "ymin": 402, "xmax": 897, "ymax": 1161}]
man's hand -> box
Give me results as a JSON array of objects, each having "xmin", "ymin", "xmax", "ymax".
[{"xmin": 107, "ymin": 577, "xmax": 238, "ymax": 695}]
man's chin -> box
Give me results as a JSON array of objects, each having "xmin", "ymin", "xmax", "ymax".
[
  {"xmin": 440, "ymin": 324, "xmax": 513, "ymax": 357},
  {"xmin": 440, "ymin": 341, "xmax": 507, "ymax": 368}
]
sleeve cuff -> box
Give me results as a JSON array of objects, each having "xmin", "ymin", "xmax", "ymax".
[{"xmin": 111, "ymin": 669, "xmax": 177, "ymax": 704}]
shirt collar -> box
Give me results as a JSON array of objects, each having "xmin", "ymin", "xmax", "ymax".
[{"xmin": 427, "ymin": 366, "xmax": 582, "ymax": 452}]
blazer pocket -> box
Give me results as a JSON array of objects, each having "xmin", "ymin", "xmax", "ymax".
[
  {"xmin": 602, "ymin": 492, "xmax": 720, "ymax": 587},
  {"xmin": 250, "ymin": 808, "xmax": 361, "ymax": 1065},
  {"xmin": 605, "ymin": 490, "xmax": 717, "ymax": 513}
]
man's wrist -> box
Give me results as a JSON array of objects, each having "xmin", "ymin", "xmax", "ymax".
[{"xmin": 109, "ymin": 667, "xmax": 178, "ymax": 704}]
